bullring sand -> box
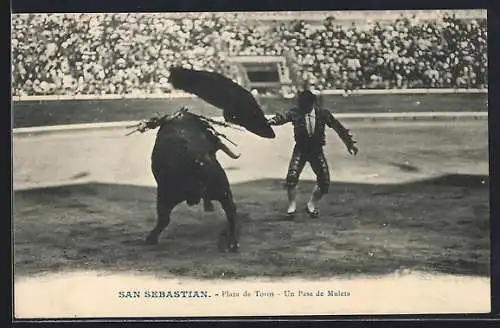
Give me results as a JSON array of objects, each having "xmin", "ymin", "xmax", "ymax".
[{"xmin": 13, "ymin": 121, "xmax": 490, "ymax": 317}]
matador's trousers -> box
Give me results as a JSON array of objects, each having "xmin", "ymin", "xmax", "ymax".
[{"xmin": 285, "ymin": 144, "xmax": 330, "ymax": 193}]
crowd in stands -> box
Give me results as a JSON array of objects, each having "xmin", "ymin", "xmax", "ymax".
[{"xmin": 11, "ymin": 13, "xmax": 487, "ymax": 96}]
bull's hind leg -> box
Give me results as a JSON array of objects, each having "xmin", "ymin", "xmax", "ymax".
[
  {"xmin": 218, "ymin": 191, "xmax": 240, "ymax": 252},
  {"xmin": 146, "ymin": 186, "xmax": 175, "ymax": 245},
  {"xmin": 200, "ymin": 158, "xmax": 240, "ymax": 252}
]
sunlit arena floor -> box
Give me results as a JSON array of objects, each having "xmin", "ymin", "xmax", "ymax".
[{"xmin": 12, "ymin": 118, "xmax": 490, "ymax": 317}]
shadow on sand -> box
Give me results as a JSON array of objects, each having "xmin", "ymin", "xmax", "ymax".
[{"xmin": 13, "ymin": 174, "xmax": 490, "ymax": 279}]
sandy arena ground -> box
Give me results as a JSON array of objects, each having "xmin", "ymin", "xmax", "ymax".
[
  {"xmin": 12, "ymin": 119, "xmax": 490, "ymax": 318},
  {"xmin": 13, "ymin": 120, "xmax": 489, "ymax": 189}
]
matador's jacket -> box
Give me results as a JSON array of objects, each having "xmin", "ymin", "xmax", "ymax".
[{"xmin": 268, "ymin": 107, "xmax": 357, "ymax": 193}]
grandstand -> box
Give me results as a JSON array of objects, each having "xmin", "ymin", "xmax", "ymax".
[{"xmin": 11, "ymin": 10, "xmax": 487, "ymax": 97}]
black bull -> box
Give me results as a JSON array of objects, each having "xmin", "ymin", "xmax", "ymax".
[{"xmin": 145, "ymin": 112, "xmax": 240, "ymax": 252}]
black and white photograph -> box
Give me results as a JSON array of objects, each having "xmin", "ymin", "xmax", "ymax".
[{"xmin": 12, "ymin": 9, "xmax": 490, "ymax": 318}]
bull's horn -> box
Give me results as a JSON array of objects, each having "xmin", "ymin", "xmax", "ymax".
[{"xmin": 219, "ymin": 143, "xmax": 241, "ymax": 159}]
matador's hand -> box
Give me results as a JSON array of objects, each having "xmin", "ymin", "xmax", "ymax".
[
  {"xmin": 347, "ymin": 143, "xmax": 358, "ymax": 156},
  {"xmin": 345, "ymin": 134, "xmax": 358, "ymax": 155},
  {"xmin": 340, "ymin": 128, "xmax": 358, "ymax": 156}
]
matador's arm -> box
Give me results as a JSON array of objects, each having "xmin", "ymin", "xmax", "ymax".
[
  {"xmin": 324, "ymin": 110, "xmax": 358, "ymax": 155},
  {"xmin": 267, "ymin": 110, "xmax": 294, "ymax": 126}
]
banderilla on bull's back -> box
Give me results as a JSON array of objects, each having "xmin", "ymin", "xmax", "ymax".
[
  {"xmin": 125, "ymin": 106, "xmax": 241, "ymax": 158},
  {"xmin": 125, "ymin": 107, "xmax": 243, "ymax": 141},
  {"xmin": 125, "ymin": 107, "xmax": 187, "ymax": 135}
]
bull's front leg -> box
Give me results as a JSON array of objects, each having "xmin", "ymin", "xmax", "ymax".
[{"xmin": 219, "ymin": 190, "xmax": 240, "ymax": 253}]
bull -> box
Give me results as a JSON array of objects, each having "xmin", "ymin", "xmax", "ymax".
[
  {"xmin": 129, "ymin": 107, "xmax": 242, "ymax": 252},
  {"xmin": 127, "ymin": 67, "xmax": 276, "ymax": 252}
]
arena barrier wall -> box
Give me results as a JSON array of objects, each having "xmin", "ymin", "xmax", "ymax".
[
  {"xmin": 12, "ymin": 112, "xmax": 488, "ymax": 137},
  {"xmin": 11, "ymin": 88, "xmax": 488, "ymax": 136}
]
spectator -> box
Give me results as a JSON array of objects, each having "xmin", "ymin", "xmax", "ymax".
[{"xmin": 11, "ymin": 12, "xmax": 487, "ymax": 96}]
